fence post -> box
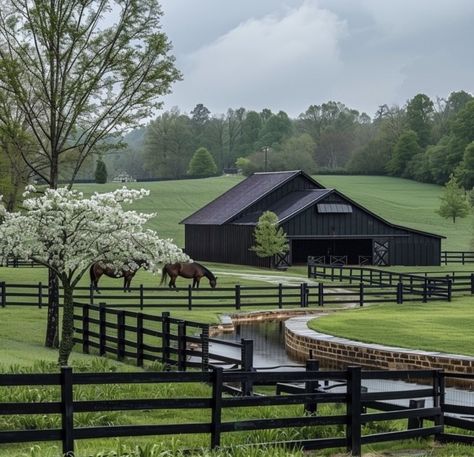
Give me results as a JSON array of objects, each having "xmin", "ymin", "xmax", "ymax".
[
  {"xmin": 278, "ymin": 283, "xmax": 283, "ymax": 309},
  {"xmin": 422, "ymin": 278, "xmax": 428, "ymax": 303},
  {"xmin": 38, "ymin": 282, "xmax": 43, "ymax": 309},
  {"xmin": 177, "ymin": 321, "xmax": 186, "ymax": 371},
  {"xmin": 117, "ymin": 311, "xmax": 125, "ymax": 361},
  {"xmin": 161, "ymin": 312, "xmax": 170, "ymax": 369},
  {"xmin": 433, "ymin": 369, "xmax": 445, "ymax": 441},
  {"xmin": 346, "ymin": 366, "xmax": 362, "ymax": 457},
  {"xmin": 0, "ymin": 281, "xmax": 5, "ymax": 307},
  {"xmin": 318, "ymin": 282, "xmax": 324, "ymax": 307},
  {"xmin": 241, "ymin": 339, "xmax": 254, "ymax": 396},
  {"xmin": 211, "ymin": 367, "xmax": 223, "ymax": 449},
  {"xmin": 359, "ymin": 283, "xmax": 364, "ymax": 307},
  {"xmin": 99, "ymin": 303, "xmax": 106, "ymax": 356},
  {"xmin": 139, "ymin": 284, "xmax": 144, "ymax": 311},
  {"xmin": 407, "ymin": 399, "xmax": 425, "ymax": 429},
  {"xmin": 235, "ymin": 284, "xmax": 241, "ymax": 310},
  {"xmin": 397, "ymin": 282, "xmax": 403, "ymax": 304},
  {"xmin": 82, "ymin": 304, "xmax": 90, "ymax": 354},
  {"xmin": 447, "ymin": 279, "xmax": 452, "ymax": 302},
  {"xmin": 137, "ymin": 313, "xmax": 144, "ymax": 367},
  {"xmin": 300, "ymin": 283, "xmax": 307, "ymax": 308},
  {"xmin": 201, "ymin": 325, "xmax": 210, "ymax": 371},
  {"xmin": 471, "ymin": 274, "xmax": 474, "ymax": 295},
  {"xmin": 187, "ymin": 284, "xmax": 193, "ymax": 311},
  {"xmin": 304, "ymin": 359, "xmax": 319, "ymax": 414},
  {"xmin": 60, "ymin": 366, "xmax": 74, "ymax": 456}
]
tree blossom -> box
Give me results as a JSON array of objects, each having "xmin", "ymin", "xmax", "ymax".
[{"xmin": 0, "ymin": 186, "xmax": 189, "ymax": 364}]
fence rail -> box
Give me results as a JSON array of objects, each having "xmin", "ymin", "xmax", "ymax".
[
  {"xmin": 441, "ymin": 251, "xmax": 474, "ymax": 265},
  {"xmin": 72, "ymin": 304, "xmax": 252, "ymax": 372},
  {"xmin": 0, "ymin": 366, "xmax": 454, "ymax": 457},
  {"xmin": 0, "ymin": 282, "xmax": 310, "ymax": 309},
  {"xmin": 307, "ymin": 262, "xmax": 474, "ymax": 299}
]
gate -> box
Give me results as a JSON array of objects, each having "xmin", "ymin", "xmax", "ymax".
[{"xmin": 373, "ymin": 239, "xmax": 390, "ymax": 266}]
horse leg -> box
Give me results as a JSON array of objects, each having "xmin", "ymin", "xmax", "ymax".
[
  {"xmin": 94, "ymin": 272, "xmax": 102, "ymax": 294},
  {"xmin": 196, "ymin": 277, "xmax": 200, "ymax": 289}
]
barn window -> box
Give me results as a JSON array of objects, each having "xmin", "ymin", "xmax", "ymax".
[{"xmin": 317, "ymin": 203, "xmax": 353, "ymax": 213}]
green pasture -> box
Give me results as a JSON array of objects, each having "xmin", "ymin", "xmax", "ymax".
[
  {"xmin": 73, "ymin": 174, "xmax": 473, "ymax": 250},
  {"xmin": 309, "ymin": 294, "xmax": 474, "ymax": 356}
]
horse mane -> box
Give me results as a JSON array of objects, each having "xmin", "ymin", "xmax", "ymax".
[{"xmin": 194, "ymin": 262, "xmax": 215, "ymax": 280}]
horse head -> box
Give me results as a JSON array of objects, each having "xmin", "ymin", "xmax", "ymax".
[{"xmin": 209, "ymin": 277, "xmax": 218, "ymax": 288}]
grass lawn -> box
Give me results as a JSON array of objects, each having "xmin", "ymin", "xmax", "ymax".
[
  {"xmin": 72, "ymin": 174, "xmax": 473, "ymax": 250},
  {"xmin": 309, "ymin": 295, "xmax": 474, "ymax": 356}
]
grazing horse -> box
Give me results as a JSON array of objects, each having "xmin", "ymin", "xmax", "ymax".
[
  {"xmin": 90, "ymin": 260, "xmax": 148, "ymax": 293},
  {"xmin": 160, "ymin": 262, "xmax": 217, "ymax": 289}
]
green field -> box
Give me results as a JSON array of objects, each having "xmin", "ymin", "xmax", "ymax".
[
  {"xmin": 74, "ymin": 174, "xmax": 473, "ymax": 250},
  {"xmin": 308, "ymin": 295, "xmax": 474, "ymax": 356}
]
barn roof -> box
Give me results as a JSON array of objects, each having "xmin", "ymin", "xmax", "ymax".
[
  {"xmin": 181, "ymin": 170, "xmax": 323, "ymax": 225},
  {"xmin": 232, "ymin": 189, "xmax": 331, "ymax": 225}
]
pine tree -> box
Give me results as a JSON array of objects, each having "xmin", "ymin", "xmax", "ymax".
[
  {"xmin": 95, "ymin": 159, "xmax": 108, "ymax": 184},
  {"xmin": 187, "ymin": 147, "xmax": 217, "ymax": 178},
  {"xmin": 437, "ymin": 174, "xmax": 470, "ymax": 223},
  {"xmin": 250, "ymin": 211, "xmax": 289, "ymax": 260}
]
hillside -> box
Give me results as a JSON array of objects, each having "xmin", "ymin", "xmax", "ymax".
[{"xmin": 75, "ymin": 175, "xmax": 472, "ymax": 250}]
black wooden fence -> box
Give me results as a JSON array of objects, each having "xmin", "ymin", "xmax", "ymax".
[
  {"xmin": 441, "ymin": 251, "xmax": 474, "ymax": 265},
  {"xmin": 73, "ymin": 304, "xmax": 253, "ymax": 372},
  {"xmin": 1, "ymin": 279, "xmax": 454, "ymax": 309},
  {"xmin": 0, "ymin": 282, "xmax": 309, "ymax": 309},
  {"xmin": 0, "ymin": 366, "xmax": 454, "ymax": 457},
  {"xmin": 308, "ymin": 262, "xmax": 474, "ymax": 300}
]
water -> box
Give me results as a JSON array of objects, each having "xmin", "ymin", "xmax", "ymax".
[{"xmin": 211, "ymin": 319, "xmax": 301, "ymax": 370}]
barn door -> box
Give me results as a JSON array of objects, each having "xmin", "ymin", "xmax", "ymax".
[
  {"xmin": 373, "ymin": 239, "xmax": 390, "ymax": 266},
  {"xmin": 273, "ymin": 251, "xmax": 291, "ymax": 270}
]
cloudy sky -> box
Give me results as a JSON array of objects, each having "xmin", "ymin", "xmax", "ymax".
[{"xmin": 158, "ymin": 0, "xmax": 474, "ymax": 118}]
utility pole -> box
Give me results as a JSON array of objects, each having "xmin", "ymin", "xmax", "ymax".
[{"xmin": 262, "ymin": 146, "xmax": 270, "ymax": 172}]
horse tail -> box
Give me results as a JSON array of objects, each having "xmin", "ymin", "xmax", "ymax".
[{"xmin": 160, "ymin": 265, "xmax": 168, "ymax": 285}]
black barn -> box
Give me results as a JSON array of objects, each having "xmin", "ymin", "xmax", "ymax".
[{"xmin": 181, "ymin": 171, "xmax": 443, "ymax": 267}]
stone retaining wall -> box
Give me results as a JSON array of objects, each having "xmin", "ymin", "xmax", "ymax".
[{"xmin": 285, "ymin": 316, "xmax": 474, "ymax": 374}]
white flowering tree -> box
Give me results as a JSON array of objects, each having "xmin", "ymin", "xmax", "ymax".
[{"xmin": 0, "ymin": 186, "xmax": 188, "ymax": 365}]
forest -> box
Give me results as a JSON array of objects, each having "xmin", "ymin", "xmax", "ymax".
[{"xmin": 107, "ymin": 90, "xmax": 474, "ymax": 187}]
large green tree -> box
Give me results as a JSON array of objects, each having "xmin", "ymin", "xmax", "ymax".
[
  {"xmin": 386, "ymin": 130, "xmax": 422, "ymax": 177},
  {"xmin": 0, "ymin": 0, "xmax": 180, "ymax": 348},
  {"xmin": 250, "ymin": 211, "xmax": 289, "ymax": 263},
  {"xmin": 406, "ymin": 94, "xmax": 434, "ymax": 148},
  {"xmin": 436, "ymin": 174, "xmax": 470, "ymax": 223},
  {"xmin": 143, "ymin": 109, "xmax": 193, "ymax": 178},
  {"xmin": 187, "ymin": 147, "xmax": 217, "ymax": 178}
]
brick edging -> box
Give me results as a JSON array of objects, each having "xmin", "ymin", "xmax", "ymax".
[{"xmin": 285, "ymin": 315, "xmax": 474, "ymax": 373}]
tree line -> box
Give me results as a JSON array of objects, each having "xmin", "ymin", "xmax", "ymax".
[{"xmin": 105, "ymin": 90, "xmax": 474, "ymax": 190}]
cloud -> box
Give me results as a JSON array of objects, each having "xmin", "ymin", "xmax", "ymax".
[
  {"xmin": 160, "ymin": 0, "xmax": 474, "ymax": 118},
  {"xmin": 165, "ymin": 1, "xmax": 347, "ymax": 115}
]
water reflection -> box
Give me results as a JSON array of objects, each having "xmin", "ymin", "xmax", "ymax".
[{"xmin": 213, "ymin": 319, "xmax": 301, "ymax": 369}]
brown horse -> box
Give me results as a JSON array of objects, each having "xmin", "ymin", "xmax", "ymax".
[
  {"xmin": 89, "ymin": 260, "xmax": 148, "ymax": 293},
  {"xmin": 160, "ymin": 262, "xmax": 217, "ymax": 289}
]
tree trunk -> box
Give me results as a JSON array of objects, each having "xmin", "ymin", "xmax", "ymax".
[
  {"xmin": 58, "ymin": 283, "xmax": 75, "ymax": 366},
  {"xmin": 45, "ymin": 157, "xmax": 59, "ymax": 348},
  {"xmin": 45, "ymin": 270, "xmax": 59, "ymax": 348}
]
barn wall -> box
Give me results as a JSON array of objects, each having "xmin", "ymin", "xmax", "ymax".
[
  {"xmin": 184, "ymin": 225, "xmax": 271, "ymax": 267},
  {"xmin": 390, "ymin": 235, "xmax": 441, "ymax": 266},
  {"xmin": 280, "ymin": 193, "xmax": 441, "ymax": 266},
  {"xmin": 281, "ymin": 193, "xmax": 406, "ymax": 237}
]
